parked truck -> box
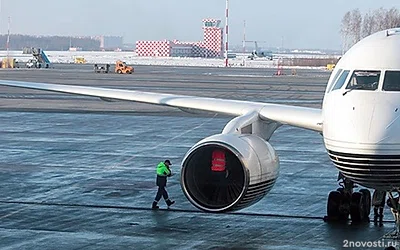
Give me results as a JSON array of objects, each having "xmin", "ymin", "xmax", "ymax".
[{"xmin": 94, "ymin": 63, "xmax": 110, "ymax": 73}]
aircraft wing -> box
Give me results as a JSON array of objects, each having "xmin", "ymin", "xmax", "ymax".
[{"xmin": 0, "ymin": 80, "xmax": 322, "ymax": 132}]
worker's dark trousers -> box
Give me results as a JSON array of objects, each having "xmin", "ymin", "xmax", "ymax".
[{"xmin": 154, "ymin": 186, "xmax": 169, "ymax": 202}]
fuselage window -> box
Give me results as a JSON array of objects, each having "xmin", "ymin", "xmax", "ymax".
[
  {"xmin": 345, "ymin": 70, "xmax": 380, "ymax": 90},
  {"xmin": 331, "ymin": 70, "xmax": 350, "ymax": 91},
  {"xmin": 383, "ymin": 71, "xmax": 400, "ymax": 91},
  {"xmin": 327, "ymin": 69, "xmax": 343, "ymax": 92}
]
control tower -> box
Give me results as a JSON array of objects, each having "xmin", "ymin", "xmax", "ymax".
[{"xmin": 197, "ymin": 19, "xmax": 224, "ymax": 57}]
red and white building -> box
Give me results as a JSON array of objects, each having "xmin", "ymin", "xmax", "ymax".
[{"xmin": 136, "ymin": 19, "xmax": 224, "ymax": 58}]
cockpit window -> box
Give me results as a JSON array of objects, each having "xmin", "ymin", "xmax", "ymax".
[
  {"xmin": 331, "ymin": 70, "xmax": 350, "ymax": 91},
  {"xmin": 345, "ymin": 70, "xmax": 380, "ymax": 90},
  {"xmin": 327, "ymin": 69, "xmax": 343, "ymax": 92},
  {"xmin": 383, "ymin": 71, "xmax": 400, "ymax": 91}
]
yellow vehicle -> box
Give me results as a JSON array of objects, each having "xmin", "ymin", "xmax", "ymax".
[
  {"xmin": 74, "ymin": 57, "xmax": 87, "ymax": 64},
  {"xmin": 326, "ymin": 63, "xmax": 336, "ymax": 71},
  {"xmin": 1, "ymin": 57, "xmax": 19, "ymax": 68},
  {"xmin": 115, "ymin": 60, "xmax": 133, "ymax": 74}
]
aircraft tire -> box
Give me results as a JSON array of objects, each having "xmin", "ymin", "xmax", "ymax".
[
  {"xmin": 350, "ymin": 192, "xmax": 364, "ymax": 223},
  {"xmin": 327, "ymin": 191, "xmax": 342, "ymax": 218},
  {"xmin": 359, "ymin": 189, "xmax": 371, "ymax": 218}
]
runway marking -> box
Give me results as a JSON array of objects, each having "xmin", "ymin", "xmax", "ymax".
[
  {"xmin": 0, "ymin": 207, "xmax": 27, "ymax": 220},
  {"xmin": 0, "ymin": 200, "xmax": 325, "ymax": 220}
]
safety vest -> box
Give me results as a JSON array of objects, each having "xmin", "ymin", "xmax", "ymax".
[{"xmin": 156, "ymin": 162, "xmax": 171, "ymax": 176}]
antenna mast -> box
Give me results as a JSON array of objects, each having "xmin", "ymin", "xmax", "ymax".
[
  {"xmin": 6, "ymin": 16, "xmax": 10, "ymax": 60},
  {"xmin": 224, "ymin": 0, "xmax": 229, "ymax": 67},
  {"xmin": 243, "ymin": 20, "xmax": 246, "ymax": 53}
]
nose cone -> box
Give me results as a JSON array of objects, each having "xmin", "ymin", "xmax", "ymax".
[
  {"xmin": 322, "ymin": 28, "xmax": 400, "ymax": 190},
  {"xmin": 323, "ymin": 28, "xmax": 400, "ymax": 154},
  {"xmin": 324, "ymin": 92, "xmax": 400, "ymax": 154},
  {"xmin": 368, "ymin": 95, "xmax": 400, "ymax": 143},
  {"xmin": 344, "ymin": 93, "xmax": 400, "ymax": 143}
]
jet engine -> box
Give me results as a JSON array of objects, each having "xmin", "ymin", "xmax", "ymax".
[{"xmin": 181, "ymin": 133, "xmax": 279, "ymax": 212}]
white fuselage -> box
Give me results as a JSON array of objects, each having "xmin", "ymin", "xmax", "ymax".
[{"xmin": 322, "ymin": 29, "xmax": 400, "ymax": 190}]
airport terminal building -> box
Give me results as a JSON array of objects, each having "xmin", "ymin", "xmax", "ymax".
[{"xmin": 136, "ymin": 19, "xmax": 223, "ymax": 58}]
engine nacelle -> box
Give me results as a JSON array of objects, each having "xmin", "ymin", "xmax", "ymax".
[{"xmin": 181, "ymin": 133, "xmax": 279, "ymax": 212}]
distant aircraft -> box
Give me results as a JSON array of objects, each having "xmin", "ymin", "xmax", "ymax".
[
  {"xmin": 245, "ymin": 41, "xmax": 273, "ymax": 60},
  {"xmin": 2, "ymin": 29, "xmax": 400, "ymax": 234}
]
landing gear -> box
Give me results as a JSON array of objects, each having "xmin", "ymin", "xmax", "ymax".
[
  {"xmin": 360, "ymin": 189, "xmax": 371, "ymax": 218},
  {"xmin": 350, "ymin": 191, "xmax": 365, "ymax": 222},
  {"xmin": 325, "ymin": 174, "xmax": 371, "ymax": 223},
  {"xmin": 327, "ymin": 191, "xmax": 348, "ymax": 220}
]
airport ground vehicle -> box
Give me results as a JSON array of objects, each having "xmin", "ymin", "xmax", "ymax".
[
  {"xmin": 115, "ymin": 60, "xmax": 133, "ymax": 74},
  {"xmin": 26, "ymin": 59, "xmax": 46, "ymax": 68},
  {"xmin": 326, "ymin": 63, "xmax": 336, "ymax": 71},
  {"xmin": 23, "ymin": 47, "xmax": 51, "ymax": 68},
  {"xmin": 74, "ymin": 57, "xmax": 87, "ymax": 64},
  {"xmin": 94, "ymin": 64, "xmax": 110, "ymax": 73},
  {"xmin": 1, "ymin": 57, "xmax": 19, "ymax": 68}
]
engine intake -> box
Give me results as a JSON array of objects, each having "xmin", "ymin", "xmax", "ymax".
[{"xmin": 181, "ymin": 134, "xmax": 279, "ymax": 212}]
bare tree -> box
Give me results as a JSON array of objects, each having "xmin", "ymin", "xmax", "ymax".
[
  {"xmin": 341, "ymin": 11, "xmax": 352, "ymax": 53},
  {"xmin": 385, "ymin": 7, "xmax": 400, "ymax": 28},
  {"xmin": 341, "ymin": 9, "xmax": 362, "ymax": 51},
  {"xmin": 350, "ymin": 9, "xmax": 362, "ymax": 44},
  {"xmin": 372, "ymin": 8, "xmax": 387, "ymax": 33},
  {"xmin": 362, "ymin": 11, "xmax": 375, "ymax": 38},
  {"xmin": 342, "ymin": 7, "xmax": 400, "ymax": 52}
]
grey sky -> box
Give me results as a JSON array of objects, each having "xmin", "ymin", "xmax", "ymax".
[{"xmin": 1, "ymin": 0, "xmax": 399, "ymax": 50}]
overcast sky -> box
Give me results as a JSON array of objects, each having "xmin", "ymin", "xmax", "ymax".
[{"xmin": 0, "ymin": 0, "xmax": 399, "ymax": 50}]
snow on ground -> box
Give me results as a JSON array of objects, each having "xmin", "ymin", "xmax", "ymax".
[{"xmin": 0, "ymin": 50, "xmax": 338, "ymax": 69}]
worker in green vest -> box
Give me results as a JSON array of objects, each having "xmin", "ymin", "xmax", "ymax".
[{"xmin": 152, "ymin": 160, "xmax": 175, "ymax": 210}]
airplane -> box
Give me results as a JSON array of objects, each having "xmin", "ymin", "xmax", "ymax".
[
  {"xmin": 245, "ymin": 41, "xmax": 273, "ymax": 60},
  {"xmin": 1, "ymin": 28, "xmax": 400, "ymax": 234}
]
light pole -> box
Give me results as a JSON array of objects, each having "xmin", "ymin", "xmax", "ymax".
[
  {"xmin": 0, "ymin": 0, "xmax": 2, "ymax": 36},
  {"xmin": 6, "ymin": 16, "xmax": 10, "ymax": 63},
  {"xmin": 224, "ymin": 0, "xmax": 229, "ymax": 67}
]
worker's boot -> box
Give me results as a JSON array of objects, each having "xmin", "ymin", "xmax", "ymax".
[
  {"xmin": 379, "ymin": 207, "xmax": 384, "ymax": 227},
  {"xmin": 166, "ymin": 199, "xmax": 175, "ymax": 208},
  {"xmin": 152, "ymin": 201, "xmax": 159, "ymax": 210},
  {"xmin": 373, "ymin": 207, "xmax": 379, "ymax": 225},
  {"xmin": 379, "ymin": 215, "xmax": 384, "ymax": 227}
]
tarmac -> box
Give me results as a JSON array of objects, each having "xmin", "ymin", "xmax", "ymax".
[{"xmin": 0, "ymin": 64, "xmax": 398, "ymax": 249}]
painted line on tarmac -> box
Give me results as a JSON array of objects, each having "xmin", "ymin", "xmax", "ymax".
[{"xmin": 0, "ymin": 199, "xmax": 324, "ymax": 220}]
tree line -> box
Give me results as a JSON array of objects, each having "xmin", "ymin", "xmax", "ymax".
[
  {"xmin": 0, "ymin": 34, "xmax": 100, "ymax": 51},
  {"xmin": 341, "ymin": 7, "xmax": 400, "ymax": 52}
]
